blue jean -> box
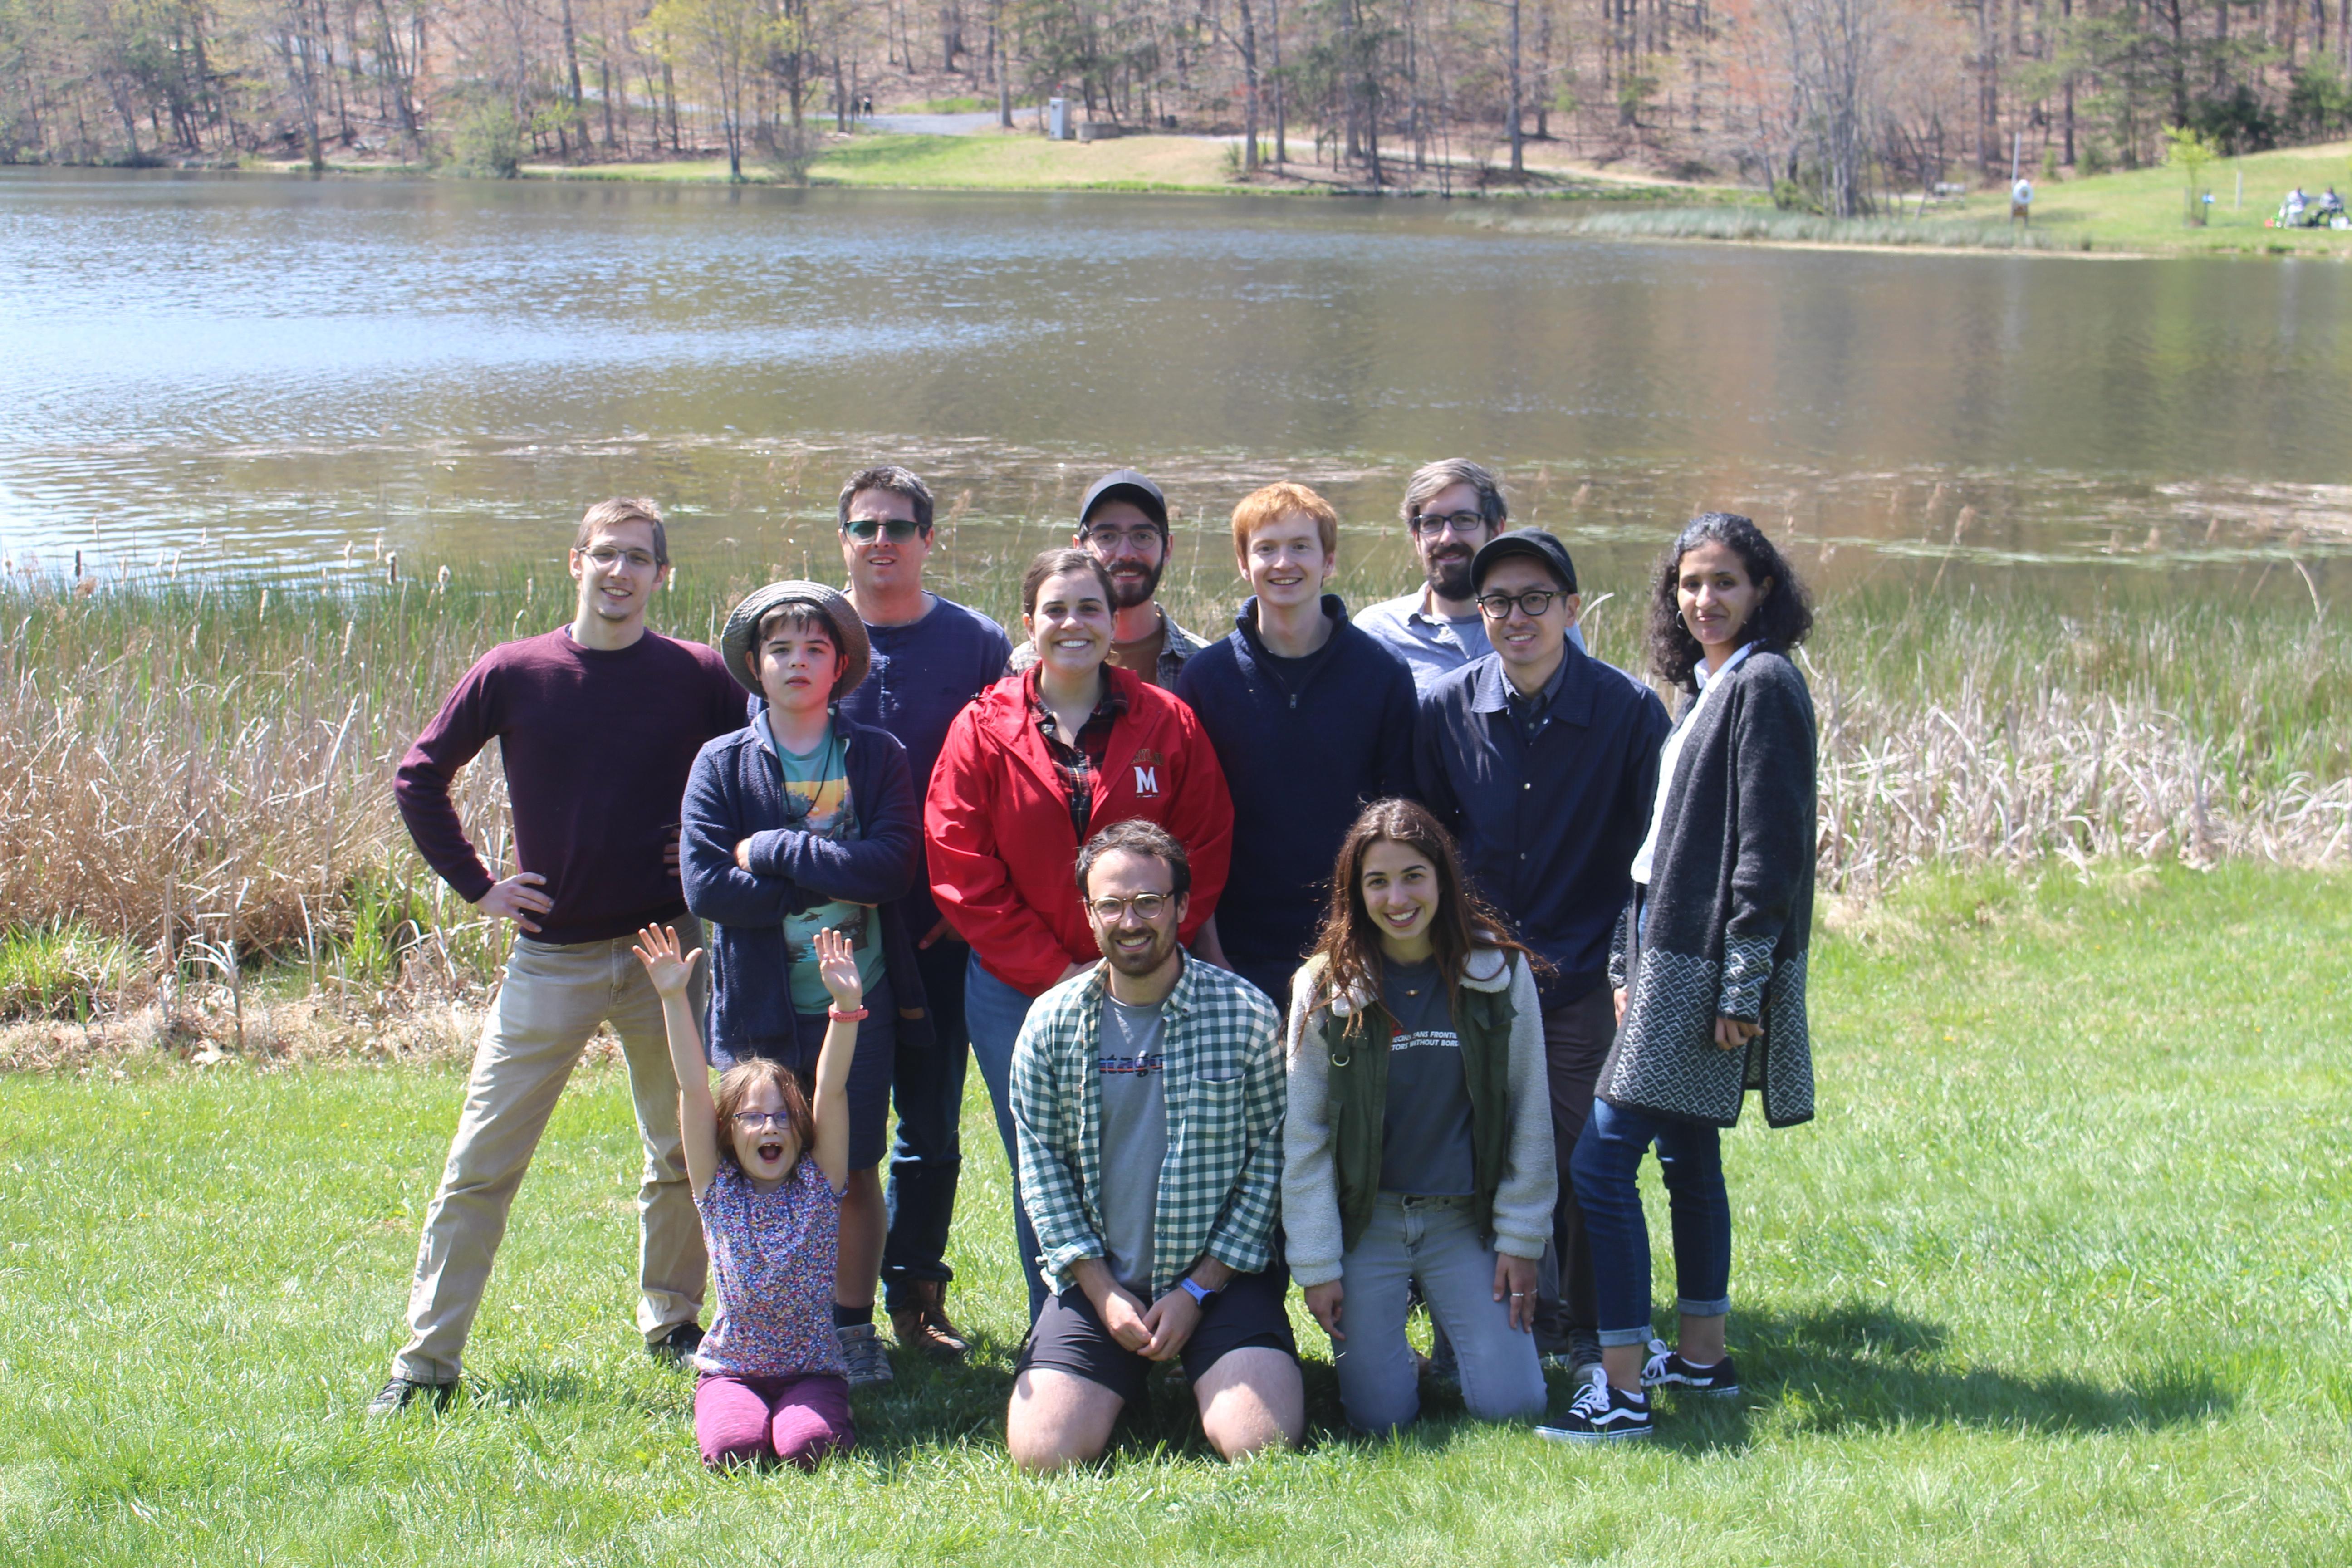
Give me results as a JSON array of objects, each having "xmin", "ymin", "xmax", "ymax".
[
  {"xmin": 1569, "ymin": 1097, "xmax": 1733, "ymax": 1348},
  {"xmin": 882, "ymin": 937, "xmax": 973, "ymax": 1313},
  {"xmin": 963, "ymin": 949, "xmax": 1049, "ymax": 1321},
  {"xmin": 1330, "ymin": 1195, "xmax": 1547, "ymax": 1432}
]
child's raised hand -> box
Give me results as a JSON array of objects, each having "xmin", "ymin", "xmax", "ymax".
[
  {"xmin": 630, "ymin": 924, "xmax": 703, "ymax": 999},
  {"xmin": 813, "ymin": 927, "xmax": 864, "ymax": 1011}
]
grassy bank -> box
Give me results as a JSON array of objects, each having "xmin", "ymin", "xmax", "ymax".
[
  {"xmin": 1499, "ymin": 138, "xmax": 2352, "ymax": 258},
  {"xmin": 1, "ymin": 557, "xmax": 2344, "ymax": 1038},
  {"xmin": 2, "ymin": 866, "xmax": 2346, "ymax": 1564}
]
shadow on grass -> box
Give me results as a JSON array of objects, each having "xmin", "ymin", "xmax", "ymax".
[{"xmin": 1624, "ymin": 1298, "xmax": 2234, "ymax": 1456}]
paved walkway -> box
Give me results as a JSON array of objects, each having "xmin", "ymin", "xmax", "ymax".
[{"xmin": 862, "ymin": 111, "xmax": 1008, "ymax": 136}]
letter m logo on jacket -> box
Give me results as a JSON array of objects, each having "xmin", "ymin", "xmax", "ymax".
[{"xmin": 1131, "ymin": 747, "xmax": 1166, "ymax": 797}]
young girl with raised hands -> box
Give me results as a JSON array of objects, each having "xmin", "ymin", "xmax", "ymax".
[
  {"xmin": 1280, "ymin": 798, "xmax": 1557, "ymax": 1435},
  {"xmin": 632, "ymin": 921, "xmax": 868, "ymax": 1470}
]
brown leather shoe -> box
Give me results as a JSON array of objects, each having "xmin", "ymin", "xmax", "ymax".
[{"xmin": 889, "ymin": 1280, "xmax": 970, "ymax": 1360}]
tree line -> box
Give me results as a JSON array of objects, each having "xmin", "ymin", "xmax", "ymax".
[{"xmin": 5, "ymin": 0, "xmax": 2351, "ymax": 201}]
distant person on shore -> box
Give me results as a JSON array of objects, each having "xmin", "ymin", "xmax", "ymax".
[
  {"xmin": 1006, "ymin": 821, "xmax": 1301, "ymax": 1471},
  {"xmin": 1415, "ymin": 529, "xmax": 1669, "ymax": 1385},
  {"xmin": 633, "ymin": 922, "xmax": 865, "ymax": 1470},
  {"xmin": 1009, "ymin": 469, "xmax": 1206, "ymax": 689},
  {"xmin": 1283, "ymin": 799, "xmax": 1555, "ymax": 1434},
  {"xmin": 829, "ymin": 464, "xmax": 1014, "ymax": 1362},
  {"xmin": 1357, "ymin": 460, "xmax": 1581, "ymax": 696},
  {"xmin": 928, "ymin": 549, "xmax": 1234, "ymax": 1318},
  {"xmin": 370, "ymin": 498, "xmax": 747, "ymax": 1418},
  {"xmin": 681, "ymin": 580, "xmax": 929, "ymax": 1390},
  {"xmin": 1546, "ymin": 512, "xmax": 1817, "ymax": 1443},
  {"xmin": 1174, "ymin": 482, "xmax": 1417, "ymax": 1013}
]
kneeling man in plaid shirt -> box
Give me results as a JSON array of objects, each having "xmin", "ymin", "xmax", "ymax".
[{"xmin": 1006, "ymin": 820, "xmax": 1303, "ymax": 1470}]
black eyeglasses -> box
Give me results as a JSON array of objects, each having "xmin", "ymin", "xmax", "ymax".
[
  {"xmin": 730, "ymin": 1111, "xmax": 792, "ymax": 1130},
  {"xmin": 1409, "ymin": 511, "xmax": 1487, "ymax": 538},
  {"xmin": 1477, "ymin": 588, "xmax": 1567, "ymax": 620},
  {"xmin": 1081, "ymin": 525, "xmax": 1164, "ymax": 552},
  {"xmin": 845, "ymin": 518, "xmax": 922, "ymax": 542}
]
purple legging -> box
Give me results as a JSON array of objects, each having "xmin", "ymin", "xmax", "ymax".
[{"xmin": 695, "ymin": 1372, "xmax": 856, "ymax": 1470}]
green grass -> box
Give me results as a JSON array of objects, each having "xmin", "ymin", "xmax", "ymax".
[{"xmin": 1, "ymin": 864, "xmax": 2346, "ymax": 1563}]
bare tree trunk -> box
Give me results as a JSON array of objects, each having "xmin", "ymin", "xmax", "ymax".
[
  {"xmin": 1270, "ymin": 0, "xmax": 1286, "ymax": 165},
  {"xmin": 1508, "ymin": 0, "xmax": 1524, "ymax": 172},
  {"xmin": 1236, "ymin": 0, "xmax": 1261, "ymax": 171}
]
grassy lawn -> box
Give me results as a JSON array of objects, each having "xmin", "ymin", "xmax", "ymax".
[{"xmin": 2, "ymin": 863, "xmax": 2347, "ymax": 1565}]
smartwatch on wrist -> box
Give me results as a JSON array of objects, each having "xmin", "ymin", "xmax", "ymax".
[{"xmin": 1177, "ymin": 1275, "xmax": 1218, "ymax": 1306}]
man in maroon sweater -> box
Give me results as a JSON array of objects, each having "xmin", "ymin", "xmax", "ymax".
[{"xmin": 369, "ymin": 498, "xmax": 748, "ymax": 1416}]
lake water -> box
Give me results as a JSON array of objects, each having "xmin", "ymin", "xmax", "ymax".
[{"xmin": 2, "ymin": 170, "xmax": 2347, "ymax": 609}]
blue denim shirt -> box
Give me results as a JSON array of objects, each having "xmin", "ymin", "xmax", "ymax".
[{"xmin": 1414, "ymin": 646, "xmax": 1670, "ymax": 1007}]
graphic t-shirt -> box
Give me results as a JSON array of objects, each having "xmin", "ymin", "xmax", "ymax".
[
  {"xmin": 1096, "ymin": 993, "xmax": 1170, "ymax": 1295},
  {"xmin": 1377, "ymin": 957, "xmax": 1475, "ymax": 1196},
  {"xmin": 762, "ymin": 715, "xmax": 887, "ymax": 1013},
  {"xmin": 693, "ymin": 1157, "xmax": 849, "ymax": 1379}
]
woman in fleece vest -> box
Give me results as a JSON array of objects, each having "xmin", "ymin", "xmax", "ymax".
[{"xmin": 1281, "ymin": 798, "xmax": 1556, "ymax": 1434}]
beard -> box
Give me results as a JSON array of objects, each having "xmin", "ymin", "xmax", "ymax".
[
  {"xmin": 1098, "ymin": 921, "xmax": 1181, "ymax": 976},
  {"xmin": 1107, "ymin": 558, "xmax": 1166, "ymax": 611},
  {"xmin": 1426, "ymin": 546, "xmax": 1476, "ymax": 603}
]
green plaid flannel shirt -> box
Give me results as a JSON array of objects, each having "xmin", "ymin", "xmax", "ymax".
[{"xmin": 1010, "ymin": 955, "xmax": 1286, "ymax": 1299}]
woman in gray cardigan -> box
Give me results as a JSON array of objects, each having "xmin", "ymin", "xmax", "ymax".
[
  {"xmin": 1283, "ymin": 799, "xmax": 1556, "ymax": 1434},
  {"xmin": 1544, "ymin": 513, "xmax": 1816, "ymax": 1445}
]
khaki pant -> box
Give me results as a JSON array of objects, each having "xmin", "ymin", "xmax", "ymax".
[{"xmin": 391, "ymin": 920, "xmax": 707, "ymax": 1385}]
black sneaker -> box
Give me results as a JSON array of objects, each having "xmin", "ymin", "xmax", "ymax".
[
  {"xmin": 1537, "ymin": 1368, "xmax": 1653, "ymax": 1442},
  {"xmin": 1540, "ymin": 1328, "xmax": 1605, "ymax": 1381},
  {"xmin": 1640, "ymin": 1337, "xmax": 1741, "ymax": 1397},
  {"xmin": 365, "ymin": 1377, "xmax": 456, "ymax": 1418},
  {"xmin": 649, "ymin": 1322, "xmax": 704, "ymax": 1365}
]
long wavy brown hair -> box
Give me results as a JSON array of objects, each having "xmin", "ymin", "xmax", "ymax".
[{"xmin": 1302, "ymin": 798, "xmax": 1540, "ymax": 1038}]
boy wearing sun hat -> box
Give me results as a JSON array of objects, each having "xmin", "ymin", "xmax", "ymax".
[{"xmin": 681, "ymin": 580, "xmax": 934, "ymax": 1390}]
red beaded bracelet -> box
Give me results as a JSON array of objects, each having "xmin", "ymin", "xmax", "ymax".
[{"xmin": 828, "ymin": 1004, "xmax": 869, "ymax": 1022}]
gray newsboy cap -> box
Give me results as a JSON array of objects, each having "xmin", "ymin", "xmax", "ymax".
[{"xmin": 720, "ymin": 580, "xmax": 872, "ymax": 699}]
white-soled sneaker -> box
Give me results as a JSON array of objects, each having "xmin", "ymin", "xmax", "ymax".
[
  {"xmin": 1639, "ymin": 1336, "xmax": 1742, "ymax": 1397},
  {"xmin": 837, "ymin": 1322, "xmax": 896, "ymax": 1389},
  {"xmin": 1537, "ymin": 1367, "xmax": 1653, "ymax": 1442}
]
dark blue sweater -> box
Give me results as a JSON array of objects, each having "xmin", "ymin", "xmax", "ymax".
[
  {"xmin": 1173, "ymin": 595, "xmax": 1418, "ymax": 1008},
  {"xmin": 681, "ymin": 699, "xmax": 933, "ymax": 1058}
]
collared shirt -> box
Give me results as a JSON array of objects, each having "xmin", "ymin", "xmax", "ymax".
[
  {"xmin": 1028, "ymin": 669, "xmax": 1128, "ymax": 839},
  {"xmin": 1502, "ymin": 642, "xmax": 1574, "ymax": 744},
  {"xmin": 1357, "ymin": 584, "xmax": 1585, "ymax": 696},
  {"xmin": 1415, "ymin": 643, "xmax": 1671, "ymax": 1008},
  {"xmin": 1007, "ymin": 603, "xmax": 1205, "ymax": 691},
  {"xmin": 1631, "ymin": 640, "xmax": 1758, "ymax": 885},
  {"xmin": 1011, "ymin": 956, "xmax": 1286, "ymax": 1299}
]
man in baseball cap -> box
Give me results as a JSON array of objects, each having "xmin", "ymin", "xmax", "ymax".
[
  {"xmin": 683, "ymin": 579, "xmax": 934, "ymax": 1390},
  {"xmin": 1413, "ymin": 529, "xmax": 1671, "ymax": 1387},
  {"xmin": 1010, "ymin": 468, "xmax": 1206, "ymax": 689}
]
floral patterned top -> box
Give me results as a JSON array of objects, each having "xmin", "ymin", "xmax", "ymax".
[{"xmin": 691, "ymin": 1156, "xmax": 848, "ymax": 1380}]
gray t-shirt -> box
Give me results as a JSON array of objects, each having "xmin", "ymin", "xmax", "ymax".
[
  {"xmin": 1378, "ymin": 958, "xmax": 1475, "ymax": 1196},
  {"xmin": 1096, "ymin": 993, "xmax": 1169, "ymax": 1294}
]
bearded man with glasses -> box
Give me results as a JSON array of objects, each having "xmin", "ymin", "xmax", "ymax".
[
  {"xmin": 370, "ymin": 498, "xmax": 749, "ymax": 1417},
  {"xmin": 1358, "ymin": 459, "xmax": 1583, "ymax": 695},
  {"xmin": 1413, "ymin": 529, "xmax": 1669, "ymax": 1390},
  {"xmin": 1009, "ymin": 469, "xmax": 1205, "ymax": 690}
]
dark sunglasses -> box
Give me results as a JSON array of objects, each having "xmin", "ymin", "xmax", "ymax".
[{"xmin": 845, "ymin": 518, "xmax": 923, "ymax": 542}]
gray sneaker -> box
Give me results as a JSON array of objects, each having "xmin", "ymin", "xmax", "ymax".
[
  {"xmin": 365, "ymin": 1376, "xmax": 456, "ymax": 1418},
  {"xmin": 1541, "ymin": 1328, "xmax": 1605, "ymax": 1382},
  {"xmin": 837, "ymin": 1322, "xmax": 895, "ymax": 1389}
]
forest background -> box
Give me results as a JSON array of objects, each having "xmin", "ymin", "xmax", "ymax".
[{"xmin": 15, "ymin": 0, "xmax": 2352, "ymax": 208}]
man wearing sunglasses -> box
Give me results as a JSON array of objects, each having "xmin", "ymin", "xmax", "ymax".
[
  {"xmin": 1414, "ymin": 529, "xmax": 1669, "ymax": 1388},
  {"xmin": 1357, "ymin": 459, "xmax": 1582, "ymax": 696},
  {"xmin": 1009, "ymin": 469, "xmax": 1205, "ymax": 690},
  {"xmin": 830, "ymin": 466, "xmax": 1014, "ymax": 1365}
]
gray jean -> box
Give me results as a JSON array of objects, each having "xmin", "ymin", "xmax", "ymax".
[{"xmin": 1332, "ymin": 1194, "xmax": 1547, "ymax": 1433}]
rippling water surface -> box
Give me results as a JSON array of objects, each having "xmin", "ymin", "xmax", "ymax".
[{"xmin": 4, "ymin": 170, "xmax": 2348, "ymax": 603}]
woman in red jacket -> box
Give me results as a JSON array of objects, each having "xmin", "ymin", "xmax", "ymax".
[{"xmin": 927, "ymin": 547, "xmax": 1234, "ymax": 1318}]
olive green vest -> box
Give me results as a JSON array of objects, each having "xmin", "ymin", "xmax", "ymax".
[{"xmin": 1323, "ymin": 962, "xmax": 1518, "ymax": 1256}]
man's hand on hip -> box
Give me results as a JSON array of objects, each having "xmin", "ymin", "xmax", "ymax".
[{"xmin": 475, "ymin": 872, "xmax": 552, "ymax": 934}]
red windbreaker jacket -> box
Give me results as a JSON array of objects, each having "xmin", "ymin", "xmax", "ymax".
[{"xmin": 926, "ymin": 665, "xmax": 1234, "ymax": 995}]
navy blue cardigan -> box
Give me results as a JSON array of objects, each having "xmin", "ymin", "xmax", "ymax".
[{"xmin": 681, "ymin": 699, "xmax": 933, "ymax": 1058}]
